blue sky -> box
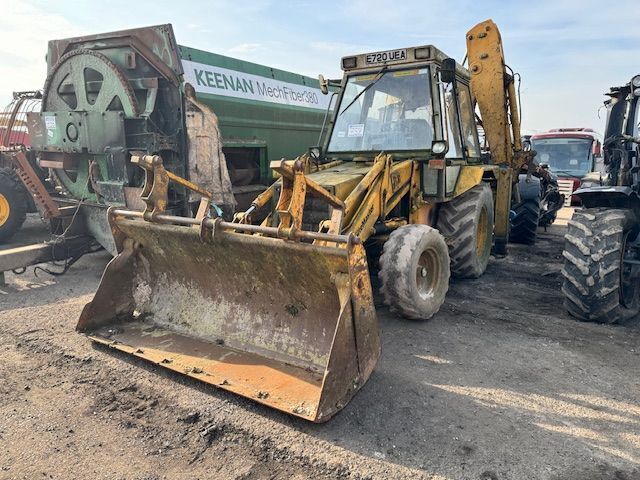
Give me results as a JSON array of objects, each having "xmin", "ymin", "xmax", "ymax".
[{"xmin": 2, "ymin": 0, "xmax": 639, "ymax": 134}]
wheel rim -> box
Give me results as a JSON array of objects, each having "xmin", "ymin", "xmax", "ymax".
[
  {"xmin": 0, "ymin": 193, "xmax": 10, "ymax": 226},
  {"xmin": 416, "ymin": 247, "xmax": 440, "ymax": 299},
  {"xmin": 620, "ymin": 231, "xmax": 639, "ymax": 308},
  {"xmin": 475, "ymin": 206, "xmax": 490, "ymax": 258}
]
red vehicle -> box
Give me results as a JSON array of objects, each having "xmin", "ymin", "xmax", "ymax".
[{"xmin": 530, "ymin": 128, "xmax": 602, "ymax": 206}]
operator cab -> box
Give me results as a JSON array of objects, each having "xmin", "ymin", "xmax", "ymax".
[
  {"xmin": 319, "ymin": 46, "xmax": 481, "ymax": 165},
  {"xmin": 328, "ymin": 67, "xmax": 433, "ymax": 152}
]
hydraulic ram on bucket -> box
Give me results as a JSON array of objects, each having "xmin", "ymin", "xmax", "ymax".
[{"xmin": 77, "ymin": 156, "xmax": 380, "ymax": 422}]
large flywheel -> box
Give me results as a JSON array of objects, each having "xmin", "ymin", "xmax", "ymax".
[{"xmin": 42, "ymin": 49, "xmax": 139, "ymax": 201}]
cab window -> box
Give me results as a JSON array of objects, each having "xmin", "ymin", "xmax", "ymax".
[
  {"xmin": 327, "ymin": 68, "xmax": 434, "ymax": 153},
  {"xmin": 441, "ymin": 82, "xmax": 463, "ymax": 158},
  {"xmin": 457, "ymin": 84, "xmax": 480, "ymax": 158}
]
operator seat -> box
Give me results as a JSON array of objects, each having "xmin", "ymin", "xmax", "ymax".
[{"xmin": 401, "ymin": 119, "xmax": 432, "ymax": 149}]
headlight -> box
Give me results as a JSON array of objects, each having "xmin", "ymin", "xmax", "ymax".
[
  {"xmin": 634, "ymin": 87, "xmax": 640, "ymax": 97},
  {"xmin": 341, "ymin": 57, "xmax": 357, "ymax": 70},
  {"xmin": 308, "ymin": 146, "xmax": 322, "ymax": 159},
  {"xmin": 432, "ymin": 141, "xmax": 447, "ymax": 155},
  {"xmin": 414, "ymin": 47, "xmax": 430, "ymax": 60},
  {"xmin": 632, "ymin": 75, "xmax": 640, "ymax": 87}
]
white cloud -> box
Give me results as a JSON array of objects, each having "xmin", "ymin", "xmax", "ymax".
[
  {"xmin": 0, "ymin": 2, "xmax": 83, "ymax": 106},
  {"xmin": 2, "ymin": 0, "xmax": 639, "ymax": 134},
  {"xmin": 309, "ymin": 41, "xmax": 376, "ymax": 55},
  {"xmin": 228, "ymin": 43, "xmax": 263, "ymax": 54}
]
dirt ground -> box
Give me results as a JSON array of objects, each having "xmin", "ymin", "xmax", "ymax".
[{"xmin": 1, "ymin": 210, "xmax": 639, "ymax": 480}]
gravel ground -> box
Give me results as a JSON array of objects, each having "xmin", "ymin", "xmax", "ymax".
[{"xmin": 0, "ymin": 211, "xmax": 639, "ymax": 480}]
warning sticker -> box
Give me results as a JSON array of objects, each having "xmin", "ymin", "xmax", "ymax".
[
  {"xmin": 44, "ymin": 115, "xmax": 56, "ymax": 138},
  {"xmin": 44, "ymin": 115, "xmax": 56, "ymax": 129},
  {"xmin": 348, "ymin": 124, "xmax": 365, "ymax": 137}
]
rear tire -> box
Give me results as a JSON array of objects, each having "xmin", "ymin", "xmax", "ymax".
[
  {"xmin": 379, "ymin": 224, "xmax": 450, "ymax": 320},
  {"xmin": 561, "ymin": 208, "xmax": 640, "ymax": 323},
  {"xmin": 436, "ymin": 183, "xmax": 494, "ymax": 278},
  {"xmin": 510, "ymin": 176, "xmax": 541, "ymax": 245},
  {"xmin": 0, "ymin": 168, "xmax": 27, "ymax": 243}
]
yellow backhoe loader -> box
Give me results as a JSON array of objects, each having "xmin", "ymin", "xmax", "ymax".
[{"xmin": 77, "ymin": 20, "xmax": 534, "ymax": 422}]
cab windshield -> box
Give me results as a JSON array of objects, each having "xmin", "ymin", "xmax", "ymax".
[
  {"xmin": 531, "ymin": 137, "xmax": 593, "ymax": 177},
  {"xmin": 327, "ymin": 67, "xmax": 433, "ymax": 153}
]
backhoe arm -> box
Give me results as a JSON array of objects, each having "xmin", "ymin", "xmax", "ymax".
[
  {"xmin": 466, "ymin": 19, "xmax": 531, "ymax": 171},
  {"xmin": 466, "ymin": 19, "xmax": 533, "ymax": 255}
]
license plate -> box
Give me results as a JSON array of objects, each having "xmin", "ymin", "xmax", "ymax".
[{"xmin": 365, "ymin": 49, "xmax": 407, "ymax": 65}]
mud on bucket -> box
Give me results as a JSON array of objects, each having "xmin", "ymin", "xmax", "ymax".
[{"xmin": 77, "ymin": 215, "xmax": 380, "ymax": 422}]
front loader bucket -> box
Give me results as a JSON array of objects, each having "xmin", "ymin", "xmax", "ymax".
[{"xmin": 77, "ymin": 213, "xmax": 380, "ymax": 422}]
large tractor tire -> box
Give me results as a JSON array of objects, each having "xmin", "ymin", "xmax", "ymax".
[
  {"xmin": 436, "ymin": 182, "xmax": 494, "ymax": 278},
  {"xmin": 562, "ymin": 208, "xmax": 640, "ymax": 323},
  {"xmin": 510, "ymin": 175, "xmax": 541, "ymax": 245},
  {"xmin": 379, "ymin": 224, "xmax": 450, "ymax": 320},
  {"xmin": 0, "ymin": 168, "xmax": 28, "ymax": 243}
]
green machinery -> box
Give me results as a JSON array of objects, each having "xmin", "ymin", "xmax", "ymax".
[{"xmin": 26, "ymin": 24, "xmax": 330, "ymax": 252}]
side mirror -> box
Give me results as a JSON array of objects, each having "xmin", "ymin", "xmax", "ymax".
[
  {"xmin": 318, "ymin": 75, "xmax": 329, "ymax": 95},
  {"xmin": 309, "ymin": 145, "xmax": 323, "ymax": 161},
  {"xmin": 440, "ymin": 58, "xmax": 457, "ymax": 84}
]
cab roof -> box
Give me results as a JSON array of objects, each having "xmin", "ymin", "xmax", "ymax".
[{"xmin": 340, "ymin": 45, "xmax": 469, "ymax": 80}]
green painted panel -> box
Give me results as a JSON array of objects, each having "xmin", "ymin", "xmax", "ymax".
[{"xmin": 178, "ymin": 45, "xmax": 334, "ymax": 173}]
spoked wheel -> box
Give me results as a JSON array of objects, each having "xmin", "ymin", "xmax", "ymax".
[{"xmin": 41, "ymin": 49, "xmax": 139, "ymax": 201}]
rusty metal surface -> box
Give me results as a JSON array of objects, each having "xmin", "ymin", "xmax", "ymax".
[
  {"xmin": 132, "ymin": 153, "xmax": 230, "ymax": 224},
  {"xmin": 89, "ymin": 324, "xmax": 324, "ymax": 421},
  {"xmin": 0, "ymin": 235, "xmax": 93, "ymax": 272},
  {"xmin": 78, "ymin": 216, "xmax": 379, "ymax": 422},
  {"xmin": 45, "ymin": 24, "xmax": 183, "ymax": 86},
  {"xmin": 8, "ymin": 150, "xmax": 59, "ymax": 219}
]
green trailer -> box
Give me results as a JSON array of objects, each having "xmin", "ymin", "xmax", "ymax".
[{"xmin": 179, "ymin": 45, "xmax": 332, "ymax": 208}]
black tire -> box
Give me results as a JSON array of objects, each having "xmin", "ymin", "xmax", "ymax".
[
  {"xmin": 436, "ymin": 183, "xmax": 494, "ymax": 278},
  {"xmin": 510, "ymin": 175, "xmax": 541, "ymax": 244},
  {"xmin": 562, "ymin": 208, "xmax": 640, "ymax": 323},
  {"xmin": 0, "ymin": 168, "xmax": 28, "ymax": 243},
  {"xmin": 379, "ymin": 224, "xmax": 450, "ymax": 320},
  {"xmin": 511, "ymin": 199, "xmax": 540, "ymax": 244}
]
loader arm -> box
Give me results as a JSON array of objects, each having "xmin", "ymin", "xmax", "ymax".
[
  {"xmin": 341, "ymin": 155, "xmax": 413, "ymax": 240},
  {"xmin": 264, "ymin": 154, "xmax": 414, "ymax": 244}
]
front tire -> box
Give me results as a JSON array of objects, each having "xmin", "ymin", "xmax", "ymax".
[
  {"xmin": 562, "ymin": 208, "xmax": 640, "ymax": 323},
  {"xmin": 436, "ymin": 183, "xmax": 494, "ymax": 278},
  {"xmin": 379, "ymin": 224, "xmax": 450, "ymax": 320}
]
